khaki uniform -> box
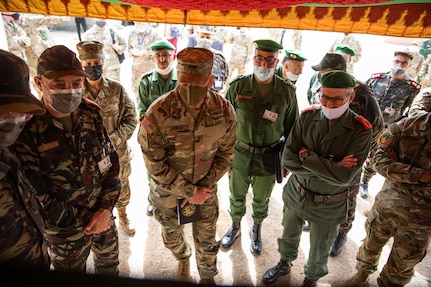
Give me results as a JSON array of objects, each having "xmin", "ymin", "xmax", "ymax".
[
  {"xmin": 227, "ymin": 29, "xmax": 253, "ymax": 82},
  {"xmin": 418, "ymin": 55, "xmax": 431, "ymax": 88}
]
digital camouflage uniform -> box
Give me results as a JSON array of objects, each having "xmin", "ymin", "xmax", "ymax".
[
  {"xmin": 406, "ymin": 52, "xmax": 424, "ymax": 80},
  {"xmin": 409, "ymin": 87, "xmax": 431, "ymax": 117},
  {"xmin": 83, "ymin": 25, "xmax": 126, "ymax": 82},
  {"xmin": 128, "ymin": 26, "xmax": 162, "ymax": 94},
  {"xmin": 138, "ymin": 88, "xmax": 236, "ymax": 279},
  {"xmin": 227, "ymin": 29, "xmax": 253, "ymax": 83},
  {"xmin": 0, "ymin": 148, "xmax": 49, "ymax": 269},
  {"xmin": 3, "ymin": 19, "xmax": 30, "ymax": 60},
  {"xmin": 360, "ymin": 72, "xmax": 421, "ymax": 184},
  {"xmin": 82, "ymin": 77, "xmax": 137, "ymax": 210},
  {"xmin": 329, "ymin": 35, "xmax": 362, "ymax": 74},
  {"xmin": 12, "ymin": 98, "xmax": 121, "ymax": 276},
  {"xmin": 225, "ymin": 74, "xmax": 299, "ymax": 224},
  {"xmin": 418, "ymin": 55, "xmax": 431, "ymax": 88},
  {"xmin": 280, "ymin": 107, "xmax": 372, "ymax": 281},
  {"xmin": 353, "ymin": 112, "xmax": 431, "ymax": 286}
]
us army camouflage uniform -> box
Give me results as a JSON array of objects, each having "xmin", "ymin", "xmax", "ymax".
[
  {"xmin": 138, "ymin": 88, "xmax": 236, "ymax": 279},
  {"xmin": 418, "ymin": 55, "xmax": 431, "ymax": 88},
  {"xmin": 360, "ymin": 72, "xmax": 421, "ymax": 183},
  {"xmin": 3, "ymin": 20, "xmax": 30, "ymax": 60},
  {"xmin": 354, "ymin": 112, "xmax": 431, "ymax": 286},
  {"xmin": 227, "ymin": 29, "xmax": 253, "ymax": 83},
  {"xmin": 406, "ymin": 52, "xmax": 424, "ymax": 80},
  {"xmin": 128, "ymin": 27, "xmax": 162, "ymax": 94},
  {"xmin": 409, "ymin": 87, "xmax": 431, "ymax": 117},
  {"xmin": 329, "ymin": 35, "xmax": 362, "ymax": 74},
  {"xmin": 0, "ymin": 148, "xmax": 49, "ymax": 269},
  {"xmin": 83, "ymin": 26, "xmax": 126, "ymax": 82},
  {"xmin": 82, "ymin": 76, "xmax": 137, "ymax": 209},
  {"xmin": 12, "ymin": 98, "xmax": 121, "ymax": 276}
]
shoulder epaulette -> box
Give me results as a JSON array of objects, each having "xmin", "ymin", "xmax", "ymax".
[
  {"xmin": 229, "ymin": 74, "xmax": 248, "ymax": 85},
  {"xmin": 355, "ymin": 115, "xmax": 372, "ymax": 131},
  {"xmin": 82, "ymin": 97, "xmax": 101, "ymax": 110},
  {"xmin": 370, "ymin": 73, "xmax": 385, "ymax": 80},
  {"xmin": 301, "ymin": 106, "xmax": 319, "ymax": 115},
  {"xmin": 141, "ymin": 70, "xmax": 154, "ymax": 79},
  {"xmin": 407, "ymin": 79, "xmax": 421, "ymax": 90},
  {"xmin": 280, "ymin": 77, "xmax": 296, "ymax": 90}
]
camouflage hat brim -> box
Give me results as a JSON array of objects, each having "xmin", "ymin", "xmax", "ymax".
[
  {"xmin": 41, "ymin": 69, "xmax": 89, "ymax": 80},
  {"xmin": 0, "ymin": 93, "xmax": 45, "ymax": 115}
]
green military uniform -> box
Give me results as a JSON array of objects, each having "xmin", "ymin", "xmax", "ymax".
[{"xmin": 275, "ymin": 49, "xmax": 307, "ymax": 85}]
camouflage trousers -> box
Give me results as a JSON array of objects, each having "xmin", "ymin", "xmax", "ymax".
[
  {"xmin": 338, "ymin": 173, "xmax": 361, "ymax": 234},
  {"xmin": 45, "ymin": 223, "xmax": 120, "ymax": 276},
  {"xmin": 131, "ymin": 59, "xmax": 154, "ymax": 94},
  {"xmin": 355, "ymin": 186, "xmax": 431, "ymax": 286},
  {"xmin": 360, "ymin": 151, "xmax": 377, "ymax": 184},
  {"xmin": 115, "ymin": 148, "xmax": 132, "ymax": 208},
  {"xmin": 153, "ymin": 194, "xmax": 220, "ymax": 279}
]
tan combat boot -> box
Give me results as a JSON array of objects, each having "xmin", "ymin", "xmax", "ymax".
[
  {"xmin": 176, "ymin": 258, "xmax": 190, "ymax": 281},
  {"xmin": 343, "ymin": 272, "xmax": 369, "ymax": 287},
  {"xmin": 117, "ymin": 207, "xmax": 135, "ymax": 235},
  {"xmin": 199, "ymin": 277, "xmax": 215, "ymax": 285}
]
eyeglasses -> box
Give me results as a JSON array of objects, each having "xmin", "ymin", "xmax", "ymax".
[
  {"xmin": 253, "ymin": 55, "xmax": 277, "ymax": 66},
  {"xmin": 319, "ymin": 94, "xmax": 350, "ymax": 106},
  {"xmin": 154, "ymin": 53, "xmax": 173, "ymax": 60},
  {"xmin": 393, "ymin": 59, "xmax": 409, "ymax": 67}
]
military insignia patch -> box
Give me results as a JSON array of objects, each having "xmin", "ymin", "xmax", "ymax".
[
  {"xmin": 378, "ymin": 132, "xmax": 393, "ymax": 147},
  {"xmin": 355, "ymin": 115, "xmax": 373, "ymax": 130},
  {"xmin": 370, "ymin": 73, "xmax": 385, "ymax": 79},
  {"xmin": 142, "ymin": 117, "xmax": 156, "ymax": 135}
]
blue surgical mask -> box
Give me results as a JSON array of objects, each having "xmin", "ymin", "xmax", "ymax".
[
  {"xmin": 95, "ymin": 21, "xmax": 106, "ymax": 28},
  {"xmin": 254, "ymin": 66, "xmax": 275, "ymax": 82},
  {"xmin": 391, "ymin": 66, "xmax": 405, "ymax": 77},
  {"xmin": 84, "ymin": 65, "xmax": 103, "ymax": 81}
]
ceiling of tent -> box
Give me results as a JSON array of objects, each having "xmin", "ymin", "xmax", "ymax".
[{"xmin": 1, "ymin": 0, "xmax": 430, "ymax": 37}]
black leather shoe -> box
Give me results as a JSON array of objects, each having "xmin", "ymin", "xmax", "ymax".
[
  {"xmin": 221, "ymin": 222, "xmax": 241, "ymax": 248},
  {"xmin": 330, "ymin": 232, "xmax": 347, "ymax": 257},
  {"xmin": 301, "ymin": 277, "xmax": 316, "ymax": 287},
  {"xmin": 146, "ymin": 203, "xmax": 153, "ymax": 216},
  {"xmin": 250, "ymin": 223, "xmax": 262, "ymax": 254},
  {"xmin": 262, "ymin": 259, "xmax": 291, "ymax": 284}
]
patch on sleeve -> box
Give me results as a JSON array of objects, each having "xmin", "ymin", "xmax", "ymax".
[
  {"xmin": 141, "ymin": 117, "xmax": 156, "ymax": 135},
  {"xmin": 378, "ymin": 131, "xmax": 393, "ymax": 147},
  {"xmin": 355, "ymin": 115, "xmax": 373, "ymax": 131},
  {"xmin": 370, "ymin": 73, "xmax": 385, "ymax": 79}
]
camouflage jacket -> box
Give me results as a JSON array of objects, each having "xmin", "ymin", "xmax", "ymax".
[
  {"xmin": 138, "ymin": 89, "xmax": 237, "ymax": 208},
  {"xmin": 127, "ymin": 27, "xmax": 162, "ymax": 61},
  {"xmin": 12, "ymin": 99, "xmax": 120, "ymax": 231},
  {"xmin": 3, "ymin": 20, "xmax": 30, "ymax": 60},
  {"xmin": 228, "ymin": 30, "xmax": 254, "ymax": 64},
  {"xmin": 366, "ymin": 72, "xmax": 420, "ymax": 125},
  {"xmin": 418, "ymin": 55, "xmax": 431, "ymax": 88},
  {"xmin": 409, "ymin": 87, "xmax": 431, "ymax": 117},
  {"xmin": 82, "ymin": 76, "xmax": 137, "ymax": 153},
  {"xmin": 373, "ymin": 112, "xmax": 431, "ymax": 214}
]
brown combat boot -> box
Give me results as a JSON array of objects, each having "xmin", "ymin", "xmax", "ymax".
[
  {"xmin": 343, "ymin": 272, "xmax": 369, "ymax": 287},
  {"xmin": 175, "ymin": 258, "xmax": 190, "ymax": 281},
  {"xmin": 199, "ymin": 277, "xmax": 216, "ymax": 285},
  {"xmin": 117, "ymin": 207, "xmax": 135, "ymax": 235}
]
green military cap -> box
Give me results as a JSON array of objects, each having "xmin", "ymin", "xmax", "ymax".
[
  {"xmin": 76, "ymin": 41, "xmax": 105, "ymax": 60},
  {"xmin": 335, "ymin": 45, "xmax": 355, "ymax": 57},
  {"xmin": 285, "ymin": 49, "xmax": 307, "ymax": 61},
  {"xmin": 253, "ymin": 39, "xmax": 283, "ymax": 52},
  {"xmin": 394, "ymin": 50, "xmax": 413, "ymax": 60},
  {"xmin": 321, "ymin": 70, "xmax": 356, "ymax": 88},
  {"xmin": 151, "ymin": 40, "xmax": 175, "ymax": 51}
]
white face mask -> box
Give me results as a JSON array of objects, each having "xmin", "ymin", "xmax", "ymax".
[
  {"xmin": 285, "ymin": 70, "xmax": 300, "ymax": 81},
  {"xmin": 197, "ymin": 38, "xmax": 213, "ymax": 50},
  {"xmin": 321, "ymin": 98, "xmax": 350, "ymax": 120},
  {"xmin": 0, "ymin": 114, "xmax": 28, "ymax": 147},
  {"xmin": 254, "ymin": 66, "xmax": 275, "ymax": 82},
  {"xmin": 155, "ymin": 62, "xmax": 174, "ymax": 76}
]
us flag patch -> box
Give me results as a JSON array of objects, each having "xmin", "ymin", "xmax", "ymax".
[{"xmin": 142, "ymin": 117, "xmax": 156, "ymax": 134}]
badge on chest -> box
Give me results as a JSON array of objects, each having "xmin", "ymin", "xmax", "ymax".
[{"xmin": 263, "ymin": 109, "xmax": 278, "ymax": 122}]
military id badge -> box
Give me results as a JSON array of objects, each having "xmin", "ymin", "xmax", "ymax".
[
  {"xmin": 177, "ymin": 198, "xmax": 200, "ymax": 225},
  {"xmin": 98, "ymin": 155, "xmax": 112, "ymax": 174},
  {"xmin": 263, "ymin": 109, "xmax": 278, "ymax": 122},
  {"xmin": 384, "ymin": 105, "xmax": 395, "ymax": 115}
]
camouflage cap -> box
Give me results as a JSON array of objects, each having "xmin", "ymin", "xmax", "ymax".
[
  {"xmin": 253, "ymin": 39, "xmax": 283, "ymax": 52},
  {"xmin": 312, "ymin": 53, "xmax": 347, "ymax": 71},
  {"xmin": 285, "ymin": 49, "xmax": 307, "ymax": 61},
  {"xmin": 0, "ymin": 50, "xmax": 45, "ymax": 115},
  {"xmin": 76, "ymin": 41, "xmax": 105, "ymax": 60},
  {"xmin": 177, "ymin": 47, "xmax": 213, "ymax": 84},
  {"xmin": 394, "ymin": 50, "xmax": 413, "ymax": 60},
  {"xmin": 335, "ymin": 45, "xmax": 355, "ymax": 56},
  {"xmin": 151, "ymin": 40, "xmax": 175, "ymax": 51},
  {"xmin": 321, "ymin": 70, "xmax": 356, "ymax": 88},
  {"xmin": 197, "ymin": 26, "xmax": 215, "ymax": 34},
  {"xmin": 37, "ymin": 45, "xmax": 88, "ymax": 79}
]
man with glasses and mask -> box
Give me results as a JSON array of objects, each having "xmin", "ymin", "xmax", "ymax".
[
  {"xmin": 137, "ymin": 40, "xmax": 178, "ymax": 217},
  {"xmin": 138, "ymin": 47, "xmax": 236, "ymax": 284},
  {"xmin": 1, "ymin": 12, "xmax": 30, "ymax": 60},
  {"xmin": 262, "ymin": 70, "xmax": 372, "ymax": 287},
  {"xmin": 0, "ymin": 50, "xmax": 49, "ymax": 270},
  {"xmin": 12, "ymin": 45, "xmax": 121, "ymax": 276},
  {"xmin": 358, "ymin": 50, "xmax": 421, "ymax": 198},
  {"xmin": 76, "ymin": 41, "xmax": 137, "ymax": 235},
  {"xmin": 221, "ymin": 39, "xmax": 299, "ymax": 254}
]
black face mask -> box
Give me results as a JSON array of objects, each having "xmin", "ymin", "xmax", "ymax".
[
  {"xmin": 2, "ymin": 13, "xmax": 20, "ymax": 20},
  {"xmin": 84, "ymin": 65, "xmax": 103, "ymax": 81}
]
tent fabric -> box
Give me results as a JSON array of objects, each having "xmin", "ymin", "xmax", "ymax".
[{"xmin": 1, "ymin": 0, "xmax": 430, "ymax": 37}]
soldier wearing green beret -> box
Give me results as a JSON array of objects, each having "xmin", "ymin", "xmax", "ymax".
[
  {"xmin": 329, "ymin": 33, "xmax": 362, "ymax": 74},
  {"xmin": 275, "ymin": 49, "xmax": 307, "ymax": 85},
  {"xmin": 263, "ymin": 70, "xmax": 372, "ymax": 287},
  {"xmin": 221, "ymin": 39, "xmax": 299, "ymax": 254},
  {"xmin": 137, "ymin": 39, "xmax": 178, "ymax": 217}
]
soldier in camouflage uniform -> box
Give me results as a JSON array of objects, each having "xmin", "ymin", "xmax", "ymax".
[
  {"xmin": 128, "ymin": 22, "xmax": 162, "ymax": 94},
  {"xmin": 12, "ymin": 45, "xmax": 121, "ymax": 275},
  {"xmin": 329, "ymin": 33, "xmax": 362, "ymax": 74},
  {"xmin": 1, "ymin": 12, "xmax": 30, "ymax": 60},
  {"xmin": 137, "ymin": 40, "xmax": 177, "ymax": 216},
  {"xmin": 227, "ymin": 27, "xmax": 253, "ymax": 83},
  {"xmin": 344, "ymin": 111, "xmax": 431, "ymax": 287},
  {"xmin": 405, "ymin": 40, "xmax": 424, "ymax": 80},
  {"xmin": 0, "ymin": 50, "xmax": 49, "ymax": 269},
  {"xmin": 138, "ymin": 47, "xmax": 236, "ymax": 284},
  {"xmin": 418, "ymin": 55, "xmax": 431, "ymax": 88},
  {"xmin": 83, "ymin": 19, "xmax": 126, "ymax": 82},
  {"xmin": 409, "ymin": 87, "xmax": 431, "ymax": 117},
  {"xmin": 76, "ymin": 41, "xmax": 137, "ymax": 235},
  {"xmin": 275, "ymin": 49, "xmax": 307, "ymax": 85},
  {"xmin": 358, "ymin": 50, "xmax": 421, "ymax": 198}
]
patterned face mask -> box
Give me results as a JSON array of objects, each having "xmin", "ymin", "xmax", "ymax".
[
  {"xmin": 48, "ymin": 88, "xmax": 83, "ymax": 114},
  {"xmin": 84, "ymin": 65, "xmax": 103, "ymax": 81},
  {"xmin": 177, "ymin": 84, "xmax": 208, "ymax": 106}
]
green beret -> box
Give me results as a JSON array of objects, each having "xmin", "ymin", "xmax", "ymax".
[
  {"xmin": 321, "ymin": 70, "xmax": 356, "ymax": 88},
  {"xmin": 253, "ymin": 39, "xmax": 283, "ymax": 52},
  {"xmin": 335, "ymin": 45, "xmax": 355, "ymax": 57},
  {"xmin": 285, "ymin": 49, "xmax": 307, "ymax": 61},
  {"xmin": 151, "ymin": 40, "xmax": 176, "ymax": 51}
]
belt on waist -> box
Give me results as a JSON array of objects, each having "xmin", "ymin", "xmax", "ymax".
[
  {"xmin": 291, "ymin": 175, "xmax": 348, "ymax": 203},
  {"xmin": 236, "ymin": 140, "xmax": 280, "ymax": 154}
]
